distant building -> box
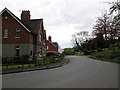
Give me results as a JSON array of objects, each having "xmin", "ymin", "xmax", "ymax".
[
  {"xmin": 58, "ymin": 46, "xmax": 64, "ymax": 54},
  {"xmin": 46, "ymin": 36, "xmax": 59, "ymax": 55},
  {"xmin": 1, "ymin": 8, "xmax": 47, "ymax": 58},
  {"xmin": 46, "ymin": 36, "xmax": 64, "ymax": 55}
]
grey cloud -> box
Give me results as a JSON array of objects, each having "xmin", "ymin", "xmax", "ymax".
[{"xmin": 0, "ymin": 0, "xmax": 113, "ymax": 48}]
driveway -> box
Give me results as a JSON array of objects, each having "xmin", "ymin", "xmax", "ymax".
[{"xmin": 2, "ymin": 55, "xmax": 118, "ymax": 88}]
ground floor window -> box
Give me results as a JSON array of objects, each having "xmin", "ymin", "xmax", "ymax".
[
  {"xmin": 30, "ymin": 50, "xmax": 33, "ymax": 56},
  {"xmin": 15, "ymin": 45, "xmax": 20, "ymax": 56},
  {"xmin": 47, "ymin": 46, "xmax": 49, "ymax": 50},
  {"xmin": 38, "ymin": 48, "xmax": 42, "ymax": 57},
  {"xmin": 40, "ymin": 48, "xmax": 42, "ymax": 54},
  {"xmin": 3, "ymin": 28, "xmax": 8, "ymax": 38}
]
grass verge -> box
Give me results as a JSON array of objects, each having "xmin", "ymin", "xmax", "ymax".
[
  {"xmin": 1, "ymin": 56, "xmax": 65, "ymax": 69},
  {"xmin": 90, "ymin": 45, "xmax": 120, "ymax": 64}
]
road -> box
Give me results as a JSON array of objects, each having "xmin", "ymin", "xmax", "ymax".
[{"xmin": 2, "ymin": 56, "xmax": 118, "ymax": 88}]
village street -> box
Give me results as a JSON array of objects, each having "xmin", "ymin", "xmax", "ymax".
[{"xmin": 2, "ymin": 56, "xmax": 118, "ymax": 88}]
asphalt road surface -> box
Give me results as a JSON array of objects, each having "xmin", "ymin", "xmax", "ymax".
[{"xmin": 2, "ymin": 56, "xmax": 118, "ymax": 88}]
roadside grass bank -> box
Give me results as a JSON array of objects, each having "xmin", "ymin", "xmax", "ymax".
[
  {"xmin": 70, "ymin": 44, "xmax": 120, "ymax": 64},
  {"xmin": 0, "ymin": 64, "xmax": 35, "ymax": 69},
  {"xmin": 90, "ymin": 45, "xmax": 120, "ymax": 64},
  {"xmin": 74, "ymin": 52, "xmax": 84, "ymax": 56},
  {"xmin": 1, "ymin": 55, "xmax": 65, "ymax": 70}
]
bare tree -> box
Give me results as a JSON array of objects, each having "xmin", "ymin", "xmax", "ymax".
[
  {"xmin": 93, "ymin": 12, "xmax": 110, "ymax": 41},
  {"xmin": 72, "ymin": 31, "xmax": 90, "ymax": 51},
  {"xmin": 109, "ymin": 0, "xmax": 120, "ymax": 41},
  {"xmin": 93, "ymin": 12, "xmax": 120, "ymax": 44},
  {"xmin": 109, "ymin": 0, "xmax": 120, "ymax": 15}
]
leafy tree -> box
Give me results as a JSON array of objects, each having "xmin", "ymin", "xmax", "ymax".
[{"xmin": 63, "ymin": 48, "xmax": 75, "ymax": 55}]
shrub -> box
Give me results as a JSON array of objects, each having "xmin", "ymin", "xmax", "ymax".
[
  {"xmin": 46, "ymin": 52, "xmax": 58, "ymax": 57},
  {"xmin": 83, "ymin": 49, "xmax": 90, "ymax": 55},
  {"xmin": 2, "ymin": 57, "xmax": 7, "ymax": 64},
  {"xmin": 21, "ymin": 55, "xmax": 29, "ymax": 60},
  {"xmin": 2, "ymin": 57, "xmax": 13, "ymax": 65},
  {"xmin": 97, "ymin": 48, "xmax": 102, "ymax": 52},
  {"xmin": 38, "ymin": 55, "xmax": 64, "ymax": 65},
  {"xmin": 21, "ymin": 55, "xmax": 30, "ymax": 64},
  {"xmin": 90, "ymin": 44, "xmax": 120, "ymax": 64},
  {"xmin": 13, "ymin": 55, "xmax": 30, "ymax": 64},
  {"xmin": 13, "ymin": 56, "xmax": 22, "ymax": 64},
  {"xmin": 64, "ymin": 48, "xmax": 75, "ymax": 55},
  {"xmin": 75, "ymin": 52, "xmax": 84, "ymax": 56},
  {"xmin": 90, "ymin": 49, "xmax": 95, "ymax": 53}
]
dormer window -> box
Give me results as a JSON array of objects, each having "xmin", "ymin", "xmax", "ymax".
[
  {"xmin": 3, "ymin": 28, "xmax": 8, "ymax": 38},
  {"xmin": 15, "ymin": 28, "xmax": 20, "ymax": 38}
]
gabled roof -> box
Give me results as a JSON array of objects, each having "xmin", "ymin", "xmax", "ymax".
[
  {"xmin": 21, "ymin": 19, "xmax": 43, "ymax": 34},
  {"xmin": 0, "ymin": 7, "xmax": 31, "ymax": 33},
  {"xmin": 47, "ymin": 40, "xmax": 57, "ymax": 49},
  {"xmin": 52, "ymin": 42, "xmax": 59, "ymax": 49}
]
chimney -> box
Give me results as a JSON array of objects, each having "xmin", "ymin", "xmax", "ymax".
[
  {"xmin": 48, "ymin": 36, "xmax": 52, "ymax": 42},
  {"xmin": 21, "ymin": 10, "xmax": 31, "ymax": 21}
]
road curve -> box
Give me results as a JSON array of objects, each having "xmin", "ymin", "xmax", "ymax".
[{"xmin": 2, "ymin": 56, "xmax": 118, "ymax": 88}]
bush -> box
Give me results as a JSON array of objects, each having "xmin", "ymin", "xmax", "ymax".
[
  {"xmin": 90, "ymin": 49, "xmax": 95, "ymax": 53},
  {"xmin": 46, "ymin": 52, "xmax": 56, "ymax": 56},
  {"xmin": 83, "ymin": 48, "xmax": 90, "ymax": 55},
  {"xmin": 97, "ymin": 48, "xmax": 102, "ymax": 52},
  {"xmin": 38, "ymin": 55, "xmax": 64, "ymax": 65},
  {"xmin": 13, "ymin": 55, "xmax": 30, "ymax": 64},
  {"xmin": 90, "ymin": 44, "xmax": 120, "ymax": 64},
  {"xmin": 75, "ymin": 52, "xmax": 84, "ymax": 56},
  {"xmin": 13, "ymin": 56, "xmax": 22, "ymax": 64},
  {"xmin": 2, "ymin": 57, "xmax": 13, "ymax": 65},
  {"xmin": 2, "ymin": 57, "xmax": 7, "ymax": 64},
  {"xmin": 21, "ymin": 55, "xmax": 30, "ymax": 64},
  {"xmin": 21, "ymin": 55, "xmax": 29, "ymax": 60},
  {"xmin": 64, "ymin": 48, "xmax": 75, "ymax": 55}
]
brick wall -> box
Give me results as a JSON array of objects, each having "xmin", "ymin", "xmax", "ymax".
[
  {"xmin": 2, "ymin": 44, "xmax": 32, "ymax": 57},
  {"xmin": 2, "ymin": 11, "xmax": 33, "ymax": 44},
  {"xmin": 47, "ymin": 40, "xmax": 57, "ymax": 52},
  {"xmin": 0, "ymin": 14, "xmax": 2, "ymax": 44}
]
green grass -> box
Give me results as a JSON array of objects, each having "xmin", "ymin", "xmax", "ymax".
[
  {"xmin": 1, "ymin": 56, "xmax": 65, "ymax": 69},
  {"xmin": 74, "ymin": 52, "xmax": 84, "ymax": 56},
  {"xmin": 38, "ymin": 56, "xmax": 64, "ymax": 65},
  {"xmin": 1, "ymin": 64, "xmax": 35, "ymax": 69}
]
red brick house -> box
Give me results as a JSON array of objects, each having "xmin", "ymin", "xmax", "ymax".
[
  {"xmin": 0, "ymin": 8, "xmax": 47, "ymax": 58},
  {"xmin": 46, "ymin": 36, "xmax": 58, "ymax": 55}
]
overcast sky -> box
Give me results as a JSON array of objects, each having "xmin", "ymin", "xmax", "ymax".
[{"xmin": 0, "ymin": 0, "xmax": 114, "ymax": 48}]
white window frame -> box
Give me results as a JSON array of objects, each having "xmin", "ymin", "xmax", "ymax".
[
  {"xmin": 3, "ymin": 28, "xmax": 8, "ymax": 38},
  {"xmin": 15, "ymin": 45, "xmax": 20, "ymax": 56},
  {"xmin": 15, "ymin": 28, "xmax": 20, "ymax": 38},
  {"xmin": 47, "ymin": 46, "xmax": 49, "ymax": 50},
  {"xmin": 39, "ymin": 34, "xmax": 42, "ymax": 42}
]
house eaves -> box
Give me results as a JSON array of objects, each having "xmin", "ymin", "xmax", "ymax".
[
  {"xmin": 47, "ymin": 40, "xmax": 57, "ymax": 49},
  {"xmin": 0, "ymin": 7, "xmax": 31, "ymax": 33},
  {"xmin": 22, "ymin": 19, "xmax": 43, "ymax": 34}
]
